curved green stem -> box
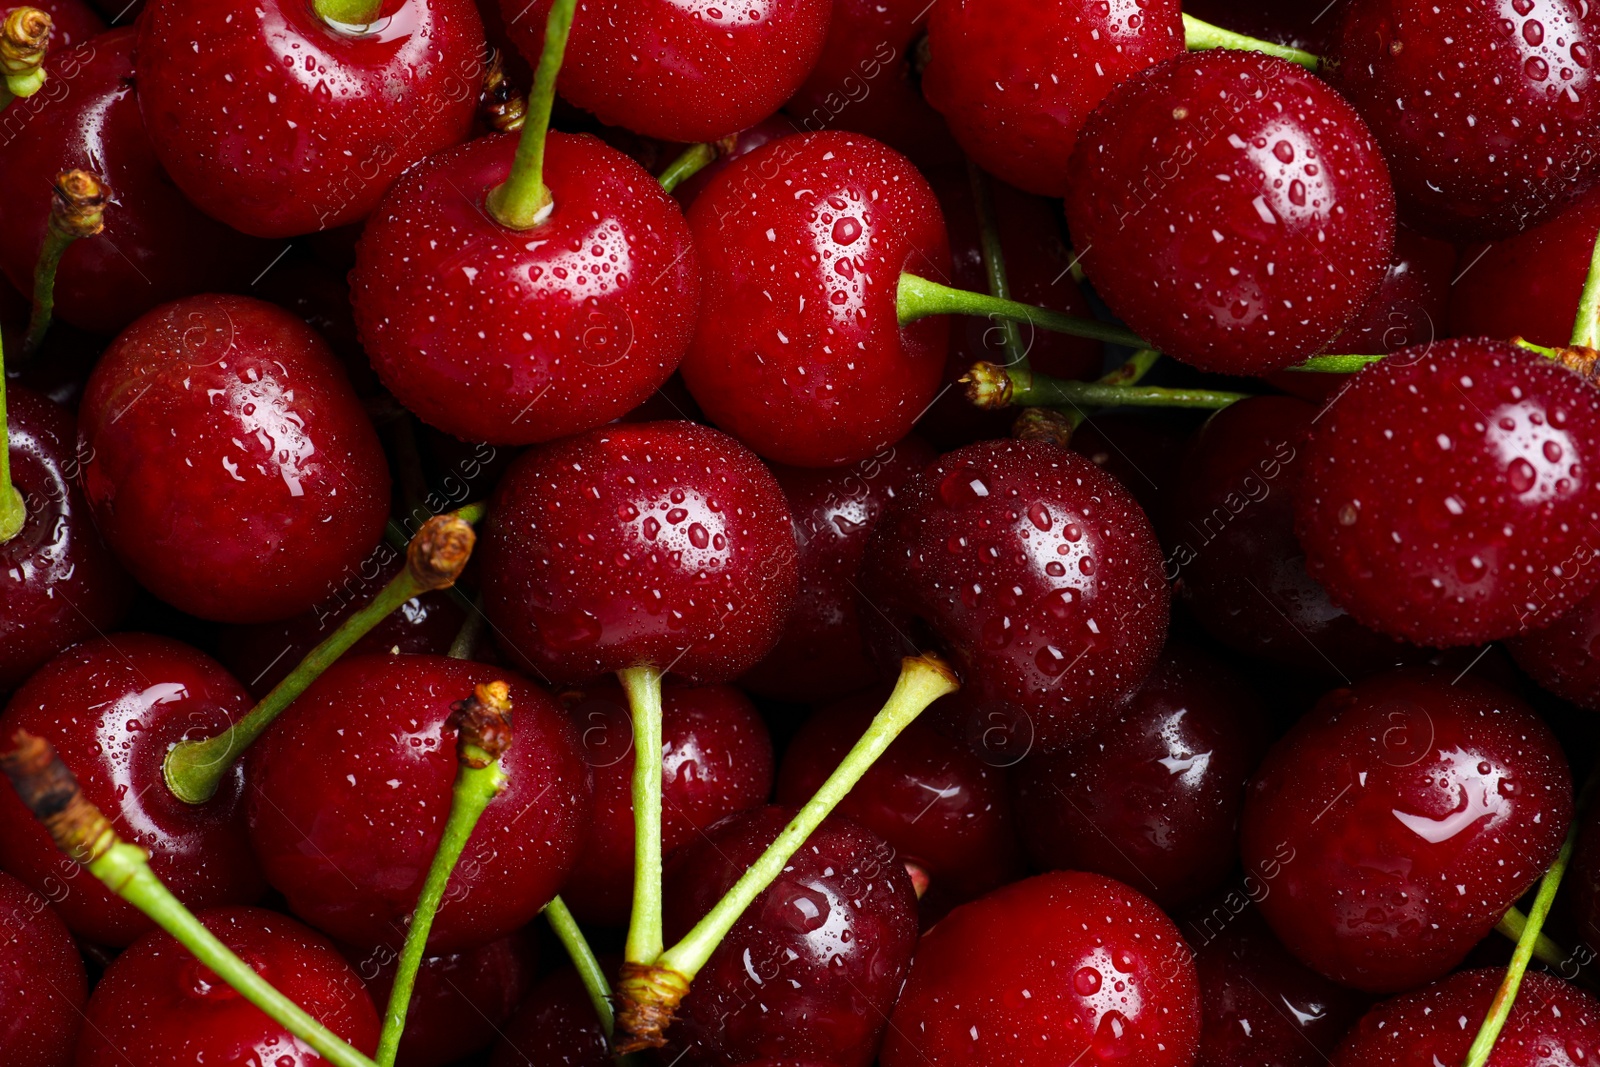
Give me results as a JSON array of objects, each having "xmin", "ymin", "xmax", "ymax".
[
  {"xmin": 0, "ymin": 325, "xmax": 25, "ymax": 543},
  {"xmin": 898, "ymin": 272, "xmax": 1146, "ymax": 347},
  {"xmin": 1494, "ymin": 906, "xmax": 1577, "ymax": 973},
  {"xmin": 1098, "ymin": 348, "xmax": 1162, "ymax": 388},
  {"xmin": 967, "ymin": 161, "xmax": 1028, "ymax": 371},
  {"xmin": 544, "ymin": 896, "xmax": 615, "ymax": 1037},
  {"xmin": 1574, "ymin": 228, "xmax": 1600, "ymax": 350},
  {"xmin": 1182, "ymin": 13, "xmax": 1320, "ymax": 69},
  {"xmin": 23, "ymin": 228, "xmax": 72, "ymax": 356},
  {"xmin": 620, "ymin": 665, "xmax": 665, "ymax": 966},
  {"xmin": 486, "ymin": 0, "xmax": 576, "ymax": 229},
  {"xmin": 657, "ymin": 143, "xmax": 719, "ymax": 194}
]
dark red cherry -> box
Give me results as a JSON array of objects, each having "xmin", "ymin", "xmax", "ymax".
[
  {"xmin": 776, "ymin": 687, "xmax": 1024, "ymax": 919},
  {"xmin": 1507, "ymin": 586, "xmax": 1600, "ymax": 709},
  {"xmin": 503, "ymin": 0, "xmax": 830, "ymax": 143},
  {"xmin": 1329, "ymin": 0, "xmax": 1600, "ymax": 240},
  {"xmin": 74, "ymin": 906, "xmax": 381, "ymax": 1065},
  {"xmin": 351, "ymin": 131, "xmax": 700, "ymax": 446},
  {"xmin": 1012, "ymin": 645, "xmax": 1269, "ymax": 910},
  {"xmin": 1066, "ymin": 50, "xmax": 1396, "ymax": 376},
  {"xmin": 480, "ymin": 420, "xmax": 798, "ymax": 685},
  {"xmin": 922, "ymin": 0, "xmax": 1182, "ymax": 197},
  {"xmin": 559, "ymin": 679, "xmax": 774, "ymax": 927},
  {"xmin": 31, "ymin": 0, "xmax": 105, "ymax": 50},
  {"xmin": 0, "ymin": 384, "xmax": 134, "ymax": 692},
  {"xmin": 882, "ymin": 870, "xmax": 1201, "ymax": 1067},
  {"xmin": 0, "ymin": 29, "xmax": 273, "ymax": 335},
  {"xmin": 1565, "ymin": 799, "xmax": 1600, "ymax": 975},
  {"xmin": 489, "ymin": 966, "xmax": 610, "ymax": 1067},
  {"xmin": 0, "ymin": 871, "xmax": 86, "ymax": 1067},
  {"xmin": 1332, "ymin": 225, "xmax": 1457, "ymax": 356},
  {"xmin": 679, "ymin": 132, "xmax": 951, "ymax": 468},
  {"xmin": 741, "ymin": 436, "xmax": 937, "ymax": 702},
  {"xmin": 1295, "ymin": 338, "xmax": 1600, "ymax": 646},
  {"xmin": 858, "ymin": 438, "xmax": 1170, "ymax": 755},
  {"xmin": 256, "ymin": 257, "xmax": 381, "ymax": 398},
  {"xmin": 79, "ymin": 294, "xmax": 391, "ymax": 624},
  {"xmin": 1068, "ymin": 412, "xmax": 1192, "ymax": 525},
  {"xmin": 134, "ymin": 0, "xmax": 483, "ymax": 237},
  {"xmin": 0, "ymin": 634, "xmax": 264, "ymax": 946},
  {"xmin": 1239, "ymin": 666, "xmax": 1572, "ymax": 993},
  {"xmin": 660, "ymin": 806, "xmax": 918, "ymax": 1067}
]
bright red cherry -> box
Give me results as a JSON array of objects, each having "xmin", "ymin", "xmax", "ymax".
[
  {"xmin": 351, "ymin": 132, "xmax": 700, "ymax": 445},
  {"xmin": 73, "ymin": 906, "xmax": 381, "ymax": 1065},
  {"xmin": 0, "ymin": 871, "xmax": 86, "ymax": 1067},
  {"xmin": 1239, "ymin": 666, "xmax": 1572, "ymax": 993},
  {"xmin": 858, "ymin": 438, "xmax": 1170, "ymax": 755},
  {"xmin": 480, "ymin": 420, "xmax": 798, "ymax": 686},
  {"xmin": 489, "ymin": 966, "xmax": 610, "ymax": 1067},
  {"xmin": 78, "ymin": 294, "xmax": 391, "ymax": 624},
  {"xmin": 881, "ymin": 870, "xmax": 1201, "ymax": 1067},
  {"xmin": 668, "ymin": 114, "xmax": 798, "ymax": 209},
  {"xmin": 679, "ymin": 132, "xmax": 951, "ymax": 468},
  {"xmin": 503, "ymin": 0, "xmax": 830, "ymax": 143},
  {"xmin": 1295, "ymin": 338, "xmax": 1600, "ymax": 646},
  {"xmin": 922, "ymin": 0, "xmax": 1182, "ymax": 197}
]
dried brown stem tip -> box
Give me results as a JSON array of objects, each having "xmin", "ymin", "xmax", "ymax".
[
  {"xmin": 0, "ymin": 730, "xmax": 116, "ymax": 866},
  {"xmin": 448, "ymin": 680, "xmax": 513, "ymax": 767},
  {"xmin": 1012, "ymin": 406, "xmax": 1074, "ymax": 447},
  {"xmin": 49, "ymin": 170, "xmax": 108, "ymax": 240},
  {"xmin": 1553, "ymin": 343, "xmax": 1600, "ymax": 385},
  {"xmin": 408, "ymin": 514, "xmax": 475, "ymax": 590},
  {"xmin": 613, "ymin": 961, "xmax": 692, "ymax": 1053},
  {"xmin": 962, "ymin": 360, "xmax": 1016, "ymax": 410},
  {"xmin": 480, "ymin": 47, "xmax": 526, "ymax": 133},
  {"xmin": 0, "ymin": 7, "xmax": 51, "ymax": 75}
]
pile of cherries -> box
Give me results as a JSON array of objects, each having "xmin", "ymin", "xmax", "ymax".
[{"xmin": 9, "ymin": 0, "xmax": 1600, "ymax": 1063}]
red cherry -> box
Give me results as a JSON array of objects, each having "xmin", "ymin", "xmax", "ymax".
[
  {"xmin": 256, "ymin": 257, "xmax": 382, "ymax": 398},
  {"xmin": 679, "ymin": 132, "xmax": 951, "ymax": 468},
  {"xmin": 0, "ymin": 634, "xmax": 264, "ymax": 947},
  {"xmin": 921, "ymin": 0, "xmax": 1182, "ymax": 197},
  {"xmin": 0, "ymin": 871, "xmax": 87, "ymax": 1067},
  {"xmin": 78, "ymin": 294, "xmax": 391, "ymax": 624},
  {"xmin": 502, "ymin": 0, "xmax": 830, "ymax": 143},
  {"xmin": 489, "ymin": 966, "xmax": 610, "ymax": 1067},
  {"xmin": 133, "ymin": 0, "xmax": 484, "ymax": 237},
  {"xmin": 881, "ymin": 871, "xmax": 1202, "ymax": 1067},
  {"xmin": 1069, "ymin": 412, "xmax": 1191, "ymax": 524},
  {"xmin": 245, "ymin": 654, "xmax": 589, "ymax": 951},
  {"xmin": 1239, "ymin": 666, "xmax": 1572, "ymax": 992},
  {"xmin": 1295, "ymin": 338, "xmax": 1600, "ymax": 646},
  {"xmin": 1333, "ymin": 226, "xmax": 1458, "ymax": 356},
  {"xmin": 1507, "ymin": 585, "xmax": 1600, "ymax": 708},
  {"xmin": 350, "ymin": 132, "xmax": 700, "ymax": 445},
  {"xmin": 1066, "ymin": 50, "xmax": 1396, "ymax": 375},
  {"xmin": 858, "ymin": 438, "xmax": 1170, "ymax": 755},
  {"xmin": 479, "ymin": 421, "xmax": 798, "ymax": 686},
  {"xmin": 73, "ymin": 906, "xmax": 381, "ymax": 1065},
  {"xmin": 1564, "ymin": 800, "xmax": 1600, "ymax": 976},
  {"xmin": 29, "ymin": 0, "xmax": 104, "ymax": 49},
  {"xmin": 668, "ymin": 115, "xmax": 799, "ymax": 209}
]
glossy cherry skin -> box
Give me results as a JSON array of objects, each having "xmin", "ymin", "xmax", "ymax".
[
  {"xmin": 504, "ymin": 0, "xmax": 830, "ymax": 143},
  {"xmin": 1295, "ymin": 338, "xmax": 1600, "ymax": 646},
  {"xmin": 135, "ymin": 0, "xmax": 483, "ymax": 237},
  {"xmin": 1330, "ymin": 0, "xmax": 1600, "ymax": 241},
  {"xmin": 922, "ymin": 0, "xmax": 1182, "ymax": 197},
  {"xmin": 0, "ymin": 872, "xmax": 87, "ymax": 1067},
  {"xmin": 74, "ymin": 906, "xmax": 381, "ymax": 1065},
  {"xmin": 79, "ymin": 294, "xmax": 391, "ymax": 624},
  {"xmin": 351, "ymin": 131, "xmax": 701, "ymax": 445},
  {"xmin": 1012, "ymin": 645, "xmax": 1268, "ymax": 911},
  {"xmin": 1566, "ymin": 799, "xmax": 1600, "ymax": 973},
  {"xmin": 489, "ymin": 966, "xmax": 611, "ymax": 1067},
  {"xmin": 559, "ymin": 678, "xmax": 774, "ymax": 927},
  {"xmin": 661, "ymin": 806, "xmax": 918, "ymax": 1067},
  {"xmin": 1066, "ymin": 50, "xmax": 1395, "ymax": 376},
  {"xmin": 882, "ymin": 870, "xmax": 1201, "ymax": 1067},
  {"xmin": 246, "ymin": 654, "xmax": 589, "ymax": 951},
  {"xmin": 669, "ymin": 114, "xmax": 799, "ymax": 209},
  {"xmin": 1508, "ymin": 587, "xmax": 1600, "ymax": 708},
  {"xmin": 680, "ymin": 132, "xmax": 951, "ymax": 468},
  {"xmin": 859, "ymin": 438, "xmax": 1170, "ymax": 755},
  {"xmin": 0, "ymin": 634, "xmax": 264, "ymax": 946},
  {"xmin": 480, "ymin": 421, "xmax": 798, "ymax": 686},
  {"xmin": 1332, "ymin": 225, "xmax": 1457, "ymax": 356},
  {"xmin": 776, "ymin": 687, "xmax": 1024, "ymax": 920},
  {"xmin": 0, "ymin": 385, "xmax": 135, "ymax": 692},
  {"xmin": 741, "ymin": 435, "xmax": 937, "ymax": 702},
  {"xmin": 1239, "ymin": 666, "xmax": 1572, "ymax": 993},
  {"xmin": 31, "ymin": 0, "xmax": 104, "ymax": 49}
]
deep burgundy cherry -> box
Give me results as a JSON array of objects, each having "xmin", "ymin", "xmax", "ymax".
[
  {"xmin": 489, "ymin": 966, "xmax": 611, "ymax": 1067},
  {"xmin": 1332, "ymin": 225, "xmax": 1457, "ymax": 356},
  {"xmin": 741, "ymin": 435, "xmax": 937, "ymax": 702},
  {"xmin": 0, "ymin": 634, "xmax": 264, "ymax": 946},
  {"xmin": 0, "ymin": 872, "xmax": 87, "ymax": 1067},
  {"xmin": 776, "ymin": 687, "xmax": 1024, "ymax": 920},
  {"xmin": 1012, "ymin": 645, "xmax": 1269, "ymax": 911},
  {"xmin": 660, "ymin": 806, "xmax": 918, "ymax": 1067},
  {"xmin": 479, "ymin": 420, "xmax": 798, "ymax": 686},
  {"xmin": 0, "ymin": 29, "xmax": 273, "ymax": 335},
  {"xmin": 134, "ymin": 0, "xmax": 483, "ymax": 238},
  {"xmin": 1566, "ymin": 798, "xmax": 1600, "ymax": 974},
  {"xmin": 858, "ymin": 438, "xmax": 1170, "ymax": 755},
  {"xmin": 1295, "ymin": 337, "xmax": 1600, "ymax": 646},
  {"xmin": 78, "ymin": 294, "xmax": 391, "ymax": 624},
  {"xmin": 74, "ymin": 906, "xmax": 381, "ymax": 1065},
  {"xmin": 1066, "ymin": 50, "xmax": 1396, "ymax": 375},
  {"xmin": 257, "ymin": 257, "xmax": 381, "ymax": 397},
  {"xmin": 1507, "ymin": 586, "xmax": 1600, "ymax": 708},
  {"xmin": 559, "ymin": 678, "xmax": 774, "ymax": 927},
  {"xmin": 246, "ymin": 654, "xmax": 589, "ymax": 951},
  {"xmin": 0, "ymin": 384, "xmax": 134, "ymax": 692},
  {"xmin": 922, "ymin": 0, "xmax": 1182, "ymax": 198},
  {"xmin": 504, "ymin": 0, "xmax": 830, "ymax": 143},
  {"xmin": 32, "ymin": 0, "xmax": 105, "ymax": 50},
  {"xmin": 350, "ymin": 131, "xmax": 701, "ymax": 445},
  {"xmin": 1239, "ymin": 666, "xmax": 1572, "ymax": 993},
  {"xmin": 1329, "ymin": 0, "xmax": 1600, "ymax": 240},
  {"xmin": 679, "ymin": 131, "xmax": 951, "ymax": 468},
  {"xmin": 1069, "ymin": 412, "xmax": 1192, "ymax": 524},
  {"xmin": 881, "ymin": 870, "xmax": 1201, "ymax": 1067}
]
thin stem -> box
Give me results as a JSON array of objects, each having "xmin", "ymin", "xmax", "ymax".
[
  {"xmin": 1494, "ymin": 906, "xmax": 1577, "ymax": 973},
  {"xmin": 23, "ymin": 230, "xmax": 70, "ymax": 355},
  {"xmin": 486, "ymin": 0, "xmax": 576, "ymax": 230},
  {"xmin": 0, "ymin": 319, "xmax": 25, "ymax": 543},
  {"xmin": 1286, "ymin": 353, "xmax": 1386, "ymax": 373},
  {"xmin": 967, "ymin": 160, "xmax": 1028, "ymax": 371},
  {"xmin": 543, "ymin": 896, "xmax": 615, "ymax": 1037},
  {"xmin": 619, "ymin": 665, "xmax": 665, "ymax": 966},
  {"xmin": 1575, "ymin": 228, "xmax": 1600, "ymax": 350},
  {"xmin": 657, "ymin": 143, "xmax": 718, "ymax": 194},
  {"xmin": 23, "ymin": 169, "xmax": 108, "ymax": 357},
  {"xmin": 446, "ymin": 597, "xmax": 485, "ymax": 661},
  {"xmin": 966, "ymin": 361, "xmax": 1248, "ymax": 412},
  {"xmin": 1182, "ymin": 13, "xmax": 1320, "ymax": 70},
  {"xmin": 1099, "ymin": 348, "xmax": 1162, "ymax": 387},
  {"xmin": 898, "ymin": 273, "xmax": 1146, "ymax": 348}
]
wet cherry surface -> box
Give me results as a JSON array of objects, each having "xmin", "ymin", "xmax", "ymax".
[
  {"xmin": 490, "ymin": 966, "xmax": 611, "ymax": 1067},
  {"xmin": 0, "ymin": 871, "xmax": 87, "ymax": 1067},
  {"xmin": 1333, "ymin": 225, "xmax": 1457, "ymax": 356},
  {"xmin": 1507, "ymin": 582, "xmax": 1600, "ymax": 710},
  {"xmin": 31, "ymin": 0, "xmax": 104, "ymax": 50}
]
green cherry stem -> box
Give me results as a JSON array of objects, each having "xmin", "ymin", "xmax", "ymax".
[
  {"xmin": 24, "ymin": 169, "xmax": 108, "ymax": 357},
  {"xmin": 898, "ymin": 272, "xmax": 1147, "ymax": 347},
  {"xmin": 1494, "ymin": 906, "xmax": 1580, "ymax": 974},
  {"xmin": 1061, "ymin": 347, "xmax": 1164, "ymax": 430},
  {"xmin": 1, "ymin": 731, "xmax": 379, "ymax": 1067},
  {"xmin": 966, "ymin": 360, "xmax": 1250, "ymax": 412},
  {"xmin": 1573, "ymin": 228, "xmax": 1600, "ymax": 350},
  {"xmin": 446, "ymin": 595, "xmax": 486, "ymax": 661},
  {"xmin": 543, "ymin": 896, "xmax": 616, "ymax": 1037},
  {"xmin": 657, "ymin": 138, "xmax": 740, "ymax": 194},
  {"xmin": 486, "ymin": 0, "xmax": 577, "ymax": 229},
  {"xmin": 0, "ymin": 313, "xmax": 26, "ymax": 544},
  {"xmin": 619, "ymin": 665, "xmax": 666, "ymax": 967},
  {"xmin": 0, "ymin": 7, "xmax": 52, "ymax": 108},
  {"xmin": 967, "ymin": 160, "xmax": 1029, "ymax": 371},
  {"xmin": 1286, "ymin": 353, "xmax": 1386, "ymax": 373},
  {"xmin": 1182, "ymin": 12, "xmax": 1321, "ymax": 69}
]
